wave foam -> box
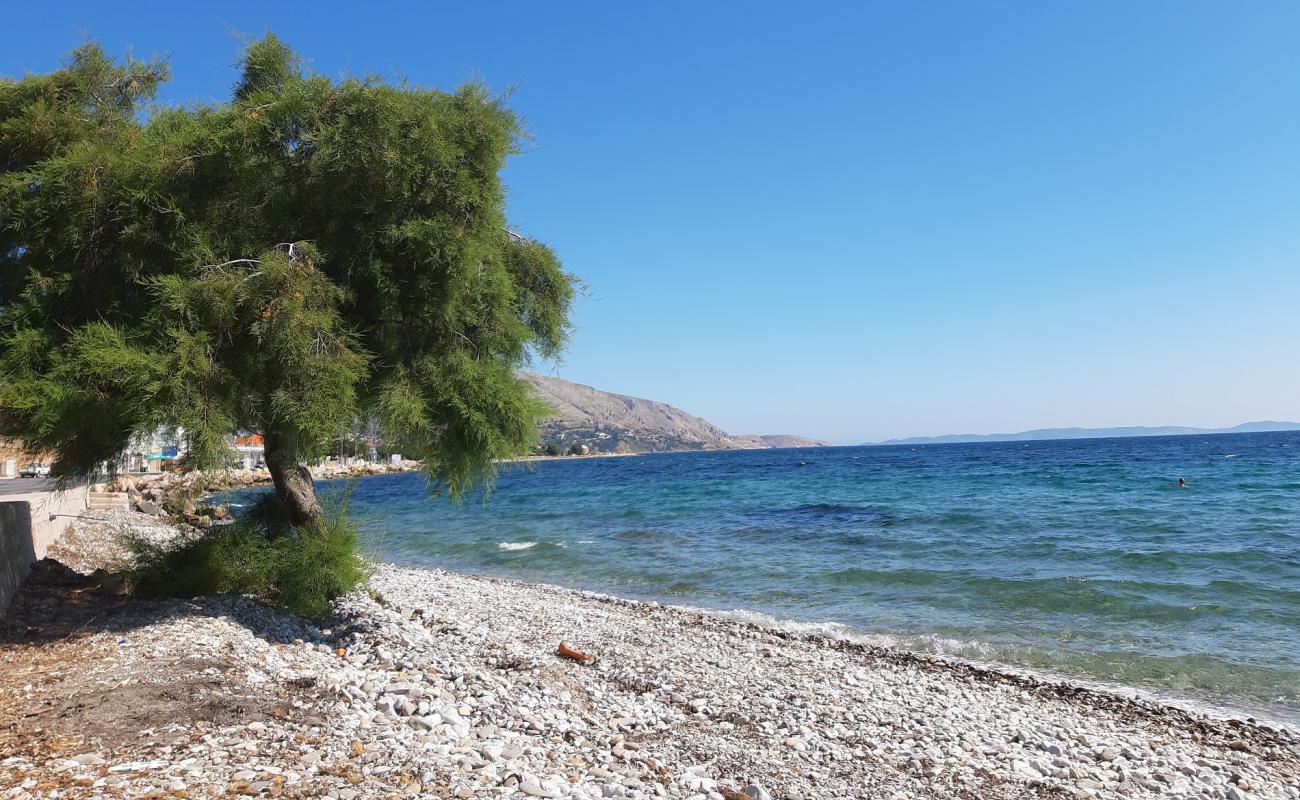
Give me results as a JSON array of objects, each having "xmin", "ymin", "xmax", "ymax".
[
  {"xmin": 714, "ymin": 607, "xmax": 999, "ymax": 658},
  {"xmin": 703, "ymin": 606, "xmax": 1296, "ymax": 732},
  {"xmin": 497, "ymin": 541, "xmax": 537, "ymax": 551}
]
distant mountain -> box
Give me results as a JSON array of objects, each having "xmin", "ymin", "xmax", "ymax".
[
  {"xmin": 866, "ymin": 421, "xmax": 1300, "ymax": 446},
  {"xmin": 520, "ymin": 373, "xmax": 829, "ymax": 453},
  {"xmin": 735, "ymin": 434, "xmax": 833, "ymax": 449}
]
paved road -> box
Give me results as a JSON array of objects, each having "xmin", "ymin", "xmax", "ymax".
[{"xmin": 0, "ymin": 478, "xmax": 57, "ymax": 496}]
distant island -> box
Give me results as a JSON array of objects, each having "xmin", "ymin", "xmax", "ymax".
[
  {"xmin": 865, "ymin": 420, "xmax": 1300, "ymax": 446},
  {"xmin": 520, "ymin": 373, "xmax": 830, "ymax": 453}
]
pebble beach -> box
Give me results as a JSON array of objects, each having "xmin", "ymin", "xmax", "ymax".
[{"xmin": 2, "ymin": 512, "xmax": 1298, "ymax": 800}]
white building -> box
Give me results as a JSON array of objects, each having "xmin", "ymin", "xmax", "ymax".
[{"xmin": 232, "ymin": 433, "xmax": 266, "ymax": 470}]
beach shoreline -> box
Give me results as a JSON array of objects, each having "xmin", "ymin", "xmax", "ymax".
[
  {"xmin": 3, "ymin": 512, "xmax": 1298, "ymax": 799},
  {"xmin": 444, "ymin": 568, "xmax": 1300, "ymax": 736}
]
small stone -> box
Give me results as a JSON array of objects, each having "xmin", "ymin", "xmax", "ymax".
[
  {"xmin": 520, "ymin": 778, "xmax": 561, "ymax": 798},
  {"xmin": 1012, "ymin": 760, "xmax": 1041, "ymax": 779}
]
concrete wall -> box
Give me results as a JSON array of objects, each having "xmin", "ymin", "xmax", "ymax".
[
  {"xmin": 26, "ymin": 486, "xmax": 88, "ymax": 558},
  {"xmin": 0, "ymin": 483, "xmax": 88, "ymax": 558},
  {"xmin": 0, "ymin": 482, "xmax": 89, "ymax": 614},
  {"xmin": 0, "ymin": 501, "xmax": 36, "ymax": 616}
]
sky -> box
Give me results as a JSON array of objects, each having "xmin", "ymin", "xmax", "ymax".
[{"xmin": 5, "ymin": 2, "xmax": 1299, "ymax": 444}]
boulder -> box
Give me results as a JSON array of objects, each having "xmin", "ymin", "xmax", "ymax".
[{"xmin": 135, "ymin": 500, "xmax": 160, "ymax": 516}]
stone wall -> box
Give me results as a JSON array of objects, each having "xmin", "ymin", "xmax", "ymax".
[{"xmin": 0, "ymin": 501, "xmax": 36, "ymax": 616}]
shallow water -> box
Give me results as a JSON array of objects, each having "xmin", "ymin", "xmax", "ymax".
[{"xmin": 229, "ymin": 431, "xmax": 1300, "ymax": 724}]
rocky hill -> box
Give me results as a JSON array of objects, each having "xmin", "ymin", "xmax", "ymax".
[
  {"xmin": 743, "ymin": 434, "xmax": 833, "ymax": 449},
  {"xmin": 520, "ymin": 373, "xmax": 829, "ymax": 453},
  {"xmin": 868, "ymin": 420, "xmax": 1300, "ymax": 446}
]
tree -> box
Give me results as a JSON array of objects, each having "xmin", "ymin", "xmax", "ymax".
[{"xmin": 0, "ymin": 35, "xmax": 575, "ymax": 526}]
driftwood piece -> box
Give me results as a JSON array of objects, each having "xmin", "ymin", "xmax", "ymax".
[{"xmin": 557, "ymin": 641, "xmax": 594, "ymax": 664}]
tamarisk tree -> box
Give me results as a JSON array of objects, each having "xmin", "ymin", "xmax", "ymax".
[{"xmin": 0, "ymin": 35, "xmax": 575, "ymax": 525}]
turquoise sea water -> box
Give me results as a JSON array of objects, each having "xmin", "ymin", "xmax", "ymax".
[{"xmin": 231, "ymin": 431, "xmax": 1300, "ymax": 725}]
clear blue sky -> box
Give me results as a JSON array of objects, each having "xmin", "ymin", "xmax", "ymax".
[{"xmin": 6, "ymin": 2, "xmax": 1299, "ymax": 443}]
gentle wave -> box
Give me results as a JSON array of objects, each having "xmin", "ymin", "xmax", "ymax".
[
  {"xmin": 767, "ymin": 503, "xmax": 895, "ymax": 524},
  {"xmin": 497, "ymin": 541, "xmax": 537, "ymax": 551},
  {"xmin": 708, "ymin": 605, "xmax": 1299, "ymax": 732}
]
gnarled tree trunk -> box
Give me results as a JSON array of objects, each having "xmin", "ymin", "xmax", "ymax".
[{"xmin": 263, "ymin": 426, "xmax": 323, "ymax": 527}]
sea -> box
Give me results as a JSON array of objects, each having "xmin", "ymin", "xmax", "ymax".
[{"xmin": 228, "ymin": 430, "xmax": 1300, "ymax": 726}]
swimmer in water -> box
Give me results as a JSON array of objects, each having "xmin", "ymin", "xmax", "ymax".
[{"xmin": 1178, "ymin": 477, "xmax": 1187, "ymax": 489}]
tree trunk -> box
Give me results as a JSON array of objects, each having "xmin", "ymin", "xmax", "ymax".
[{"xmin": 263, "ymin": 426, "xmax": 323, "ymax": 527}]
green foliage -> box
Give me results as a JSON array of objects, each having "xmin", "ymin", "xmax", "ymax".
[
  {"xmin": 567, "ymin": 443, "xmax": 585, "ymax": 456},
  {"xmin": 234, "ymin": 33, "xmax": 299, "ymax": 101},
  {"xmin": 542, "ymin": 442, "xmax": 562, "ymax": 457},
  {"xmin": 125, "ymin": 495, "xmax": 371, "ymax": 618},
  {"xmin": 0, "ymin": 43, "xmax": 167, "ymax": 172},
  {"xmin": 0, "ymin": 35, "xmax": 576, "ymax": 503}
]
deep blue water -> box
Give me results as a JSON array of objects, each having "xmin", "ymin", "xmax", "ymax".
[{"xmin": 230, "ymin": 431, "xmax": 1300, "ymax": 724}]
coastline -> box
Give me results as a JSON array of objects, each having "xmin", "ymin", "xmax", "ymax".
[
  {"xmin": 500, "ymin": 452, "xmax": 643, "ymax": 464},
  {"xmin": 694, "ymin": 606, "xmax": 1300, "ymax": 736},
  {"xmin": 105, "ymin": 454, "xmax": 635, "ymax": 512},
  {"xmin": 3, "ymin": 513, "xmax": 1298, "ymax": 799},
  {"xmin": 392, "ymin": 564, "xmax": 1300, "ymax": 739}
]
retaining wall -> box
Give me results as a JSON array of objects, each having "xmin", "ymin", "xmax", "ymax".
[
  {"xmin": 0, "ymin": 500, "xmax": 35, "ymax": 616},
  {"xmin": 0, "ymin": 483, "xmax": 87, "ymax": 615}
]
